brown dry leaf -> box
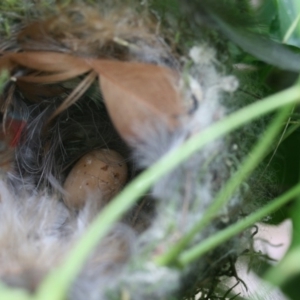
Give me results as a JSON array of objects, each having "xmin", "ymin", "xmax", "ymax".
[
  {"xmin": 18, "ymin": 69, "xmax": 91, "ymax": 84},
  {"xmin": 89, "ymin": 59, "xmax": 183, "ymax": 142},
  {"xmin": 8, "ymin": 51, "xmax": 91, "ymax": 73},
  {"xmin": 7, "ymin": 51, "xmax": 95, "ymax": 105},
  {"xmin": 2, "ymin": 51, "xmax": 183, "ymax": 143}
]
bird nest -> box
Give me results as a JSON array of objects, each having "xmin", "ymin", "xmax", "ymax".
[{"xmin": 0, "ymin": 1, "xmax": 263, "ymax": 300}]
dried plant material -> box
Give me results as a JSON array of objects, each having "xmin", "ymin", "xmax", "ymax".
[
  {"xmin": 63, "ymin": 149, "xmax": 128, "ymax": 210},
  {"xmin": 49, "ymin": 71, "xmax": 97, "ymax": 121},
  {"xmin": 8, "ymin": 51, "xmax": 90, "ymax": 73},
  {"xmin": 91, "ymin": 59, "xmax": 183, "ymax": 142},
  {"xmin": 1, "ymin": 50, "xmax": 184, "ymax": 143},
  {"xmin": 16, "ymin": 5, "xmax": 156, "ymax": 59},
  {"xmin": 0, "ymin": 117, "xmax": 26, "ymax": 172},
  {"xmin": 18, "ymin": 70, "xmax": 90, "ymax": 84},
  {"xmin": 0, "ymin": 52, "xmax": 93, "ymax": 101},
  {"xmin": 4, "ymin": 117, "xmax": 26, "ymax": 148},
  {"xmin": 1, "ymin": 84, "xmax": 15, "ymax": 124}
]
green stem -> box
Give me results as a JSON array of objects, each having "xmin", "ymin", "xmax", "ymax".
[
  {"xmin": 0, "ymin": 284, "xmax": 30, "ymax": 300},
  {"xmin": 278, "ymin": 122, "xmax": 300, "ymax": 143},
  {"xmin": 155, "ymin": 106, "xmax": 291, "ymax": 266},
  {"xmin": 35, "ymin": 85, "xmax": 300, "ymax": 300},
  {"xmin": 178, "ymin": 183, "xmax": 300, "ymax": 266}
]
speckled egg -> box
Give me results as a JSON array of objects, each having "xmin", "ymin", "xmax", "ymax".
[{"xmin": 63, "ymin": 149, "xmax": 128, "ymax": 210}]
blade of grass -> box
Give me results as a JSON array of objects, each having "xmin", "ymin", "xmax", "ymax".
[
  {"xmin": 277, "ymin": 0, "xmax": 300, "ymax": 46},
  {"xmin": 178, "ymin": 183, "xmax": 300, "ymax": 266},
  {"xmin": 283, "ymin": 13, "xmax": 300, "ymax": 43},
  {"xmin": 274, "ymin": 121, "xmax": 300, "ymax": 145},
  {"xmin": 291, "ymin": 0, "xmax": 300, "ymax": 40},
  {"xmin": 259, "ymin": 106, "xmax": 294, "ymax": 179},
  {"xmin": 155, "ymin": 105, "xmax": 291, "ymax": 266},
  {"xmin": 35, "ymin": 85, "xmax": 300, "ymax": 300},
  {"xmin": 0, "ymin": 283, "xmax": 30, "ymax": 300}
]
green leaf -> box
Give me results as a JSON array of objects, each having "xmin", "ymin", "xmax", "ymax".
[
  {"xmin": 180, "ymin": 0, "xmax": 300, "ymax": 71},
  {"xmin": 276, "ymin": 0, "xmax": 300, "ymax": 46},
  {"xmin": 0, "ymin": 283, "xmax": 30, "ymax": 300},
  {"xmin": 281, "ymin": 274, "xmax": 300, "ymax": 299}
]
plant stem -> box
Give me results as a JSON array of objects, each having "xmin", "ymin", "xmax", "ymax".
[
  {"xmin": 35, "ymin": 85, "xmax": 300, "ymax": 300},
  {"xmin": 178, "ymin": 183, "xmax": 300, "ymax": 266},
  {"xmin": 283, "ymin": 13, "xmax": 300, "ymax": 43},
  {"xmin": 0, "ymin": 284, "xmax": 30, "ymax": 300},
  {"xmin": 155, "ymin": 106, "xmax": 291, "ymax": 266},
  {"xmin": 276, "ymin": 122, "xmax": 300, "ymax": 144}
]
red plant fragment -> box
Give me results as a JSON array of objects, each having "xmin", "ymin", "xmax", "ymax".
[{"xmin": 4, "ymin": 117, "xmax": 27, "ymax": 147}]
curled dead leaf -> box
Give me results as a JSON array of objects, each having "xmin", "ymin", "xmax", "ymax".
[
  {"xmin": 8, "ymin": 51, "xmax": 91, "ymax": 73},
  {"xmin": 1, "ymin": 51, "xmax": 184, "ymax": 144},
  {"xmin": 89, "ymin": 59, "xmax": 183, "ymax": 143}
]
